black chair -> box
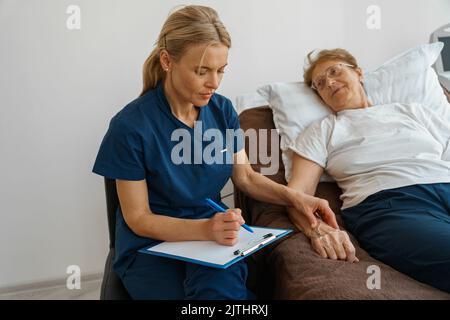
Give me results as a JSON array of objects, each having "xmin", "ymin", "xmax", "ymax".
[{"xmin": 100, "ymin": 178, "xmax": 131, "ymax": 300}]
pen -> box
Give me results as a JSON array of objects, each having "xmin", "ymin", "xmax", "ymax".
[{"xmin": 205, "ymin": 198, "xmax": 254, "ymax": 233}]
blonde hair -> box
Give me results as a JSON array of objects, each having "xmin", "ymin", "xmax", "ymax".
[
  {"xmin": 140, "ymin": 5, "xmax": 231, "ymax": 97},
  {"xmin": 303, "ymin": 48, "xmax": 359, "ymax": 87}
]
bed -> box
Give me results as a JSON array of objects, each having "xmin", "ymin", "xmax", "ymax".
[{"xmin": 235, "ymin": 102, "xmax": 450, "ymax": 299}]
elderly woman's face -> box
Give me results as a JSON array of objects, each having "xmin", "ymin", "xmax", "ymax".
[{"xmin": 311, "ymin": 60, "xmax": 365, "ymax": 112}]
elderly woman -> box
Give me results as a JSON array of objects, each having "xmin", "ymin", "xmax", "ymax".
[{"xmin": 287, "ymin": 48, "xmax": 450, "ymax": 293}]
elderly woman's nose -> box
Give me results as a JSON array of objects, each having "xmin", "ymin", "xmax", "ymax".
[{"xmin": 326, "ymin": 77, "xmax": 337, "ymax": 87}]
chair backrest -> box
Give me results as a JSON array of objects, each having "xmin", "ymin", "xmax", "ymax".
[{"xmin": 104, "ymin": 178, "xmax": 119, "ymax": 249}]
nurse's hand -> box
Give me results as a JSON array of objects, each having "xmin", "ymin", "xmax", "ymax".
[
  {"xmin": 207, "ymin": 209, "xmax": 245, "ymax": 246},
  {"xmin": 289, "ymin": 190, "xmax": 339, "ymax": 229}
]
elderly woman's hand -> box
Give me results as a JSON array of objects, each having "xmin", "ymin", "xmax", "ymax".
[{"xmin": 308, "ymin": 221, "xmax": 359, "ymax": 263}]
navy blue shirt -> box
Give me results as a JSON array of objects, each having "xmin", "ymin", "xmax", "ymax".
[{"xmin": 92, "ymin": 82, "xmax": 243, "ymax": 277}]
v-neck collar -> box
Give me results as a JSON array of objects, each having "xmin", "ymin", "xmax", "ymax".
[{"xmin": 156, "ymin": 81, "xmax": 203, "ymax": 130}]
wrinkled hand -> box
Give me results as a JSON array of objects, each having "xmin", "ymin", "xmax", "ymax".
[
  {"xmin": 309, "ymin": 221, "xmax": 359, "ymax": 263},
  {"xmin": 289, "ymin": 190, "xmax": 339, "ymax": 229},
  {"xmin": 208, "ymin": 209, "xmax": 245, "ymax": 246}
]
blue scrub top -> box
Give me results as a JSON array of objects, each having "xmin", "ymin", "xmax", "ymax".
[{"xmin": 92, "ymin": 81, "xmax": 244, "ymax": 277}]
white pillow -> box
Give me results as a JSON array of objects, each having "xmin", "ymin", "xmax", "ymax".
[
  {"xmin": 235, "ymin": 92, "xmax": 268, "ymax": 114},
  {"xmin": 256, "ymin": 82, "xmax": 333, "ymax": 182},
  {"xmin": 364, "ymin": 42, "xmax": 450, "ymax": 121},
  {"xmin": 257, "ymin": 42, "xmax": 450, "ymax": 182}
]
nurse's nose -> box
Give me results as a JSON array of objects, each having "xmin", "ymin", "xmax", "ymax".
[{"xmin": 206, "ymin": 72, "xmax": 220, "ymax": 90}]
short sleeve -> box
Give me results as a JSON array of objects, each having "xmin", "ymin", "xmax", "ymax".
[
  {"xmin": 225, "ymin": 99, "xmax": 244, "ymax": 153},
  {"xmin": 288, "ymin": 117, "xmax": 332, "ymax": 168},
  {"xmin": 92, "ymin": 118, "xmax": 146, "ymax": 180}
]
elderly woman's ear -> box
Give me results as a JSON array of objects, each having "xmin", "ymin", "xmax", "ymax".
[{"xmin": 356, "ymin": 67, "xmax": 364, "ymax": 83}]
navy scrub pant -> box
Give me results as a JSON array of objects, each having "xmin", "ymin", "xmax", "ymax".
[
  {"xmin": 120, "ymin": 252, "xmax": 252, "ymax": 300},
  {"xmin": 342, "ymin": 183, "xmax": 450, "ymax": 293}
]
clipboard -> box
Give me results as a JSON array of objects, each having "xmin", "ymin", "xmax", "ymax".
[{"xmin": 138, "ymin": 226, "xmax": 293, "ymax": 269}]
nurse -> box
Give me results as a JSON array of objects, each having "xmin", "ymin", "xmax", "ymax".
[{"xmin": 92, "ymin": 5, "xmax": 336, "ymax": 300}]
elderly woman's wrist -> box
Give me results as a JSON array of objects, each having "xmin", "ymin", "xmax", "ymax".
[
  {"xmin": 303, "ymin": 220, "xmax": 329, "ymax": 239},
  {"xmin": 294, "ymin": 219, "xmax": 318, "ymax": 239}
]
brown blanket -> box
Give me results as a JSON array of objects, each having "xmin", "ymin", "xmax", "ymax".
[{"xmin": 236, "ymin": 106, "xmax": 450, "ymax": 300}]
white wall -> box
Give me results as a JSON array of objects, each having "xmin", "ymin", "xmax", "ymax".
[
  {"xmin": 0, "ymin": 0, "xmax": 448, "ymax": 288},
  {"xmin": 341, "ymin": 0, "xmax": 450, "ymax": 70}
]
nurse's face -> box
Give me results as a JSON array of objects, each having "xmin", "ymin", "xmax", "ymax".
[{"xmin": 162, "ymin": 43, "xmax": 229, "ymax": 107}]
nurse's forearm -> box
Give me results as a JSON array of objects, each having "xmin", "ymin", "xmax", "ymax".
[
  {"xmin": 286, "ymin": 206, "xmax": 316, "ymax": 238},
  {"xmin": 238, "ymin": 171, "xmax": 294, "ymax": 207},
  {"xmin": 133, "ymin": 212, "xmax": 210, "ymax": 242}
]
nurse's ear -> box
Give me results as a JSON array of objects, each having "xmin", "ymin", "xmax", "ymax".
[{"xmin": 160, "ymin": 50, "xmax": 172, "ymax": 72}]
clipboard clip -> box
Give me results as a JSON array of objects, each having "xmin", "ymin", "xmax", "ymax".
[{"xmin": 233, "ymin": 233, "xmax": 276, "ymax": 256}]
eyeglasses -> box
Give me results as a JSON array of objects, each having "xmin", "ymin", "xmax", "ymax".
[{"xmin": 311, "ymin": 63, "xmax": 354, "ymax": 91}]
